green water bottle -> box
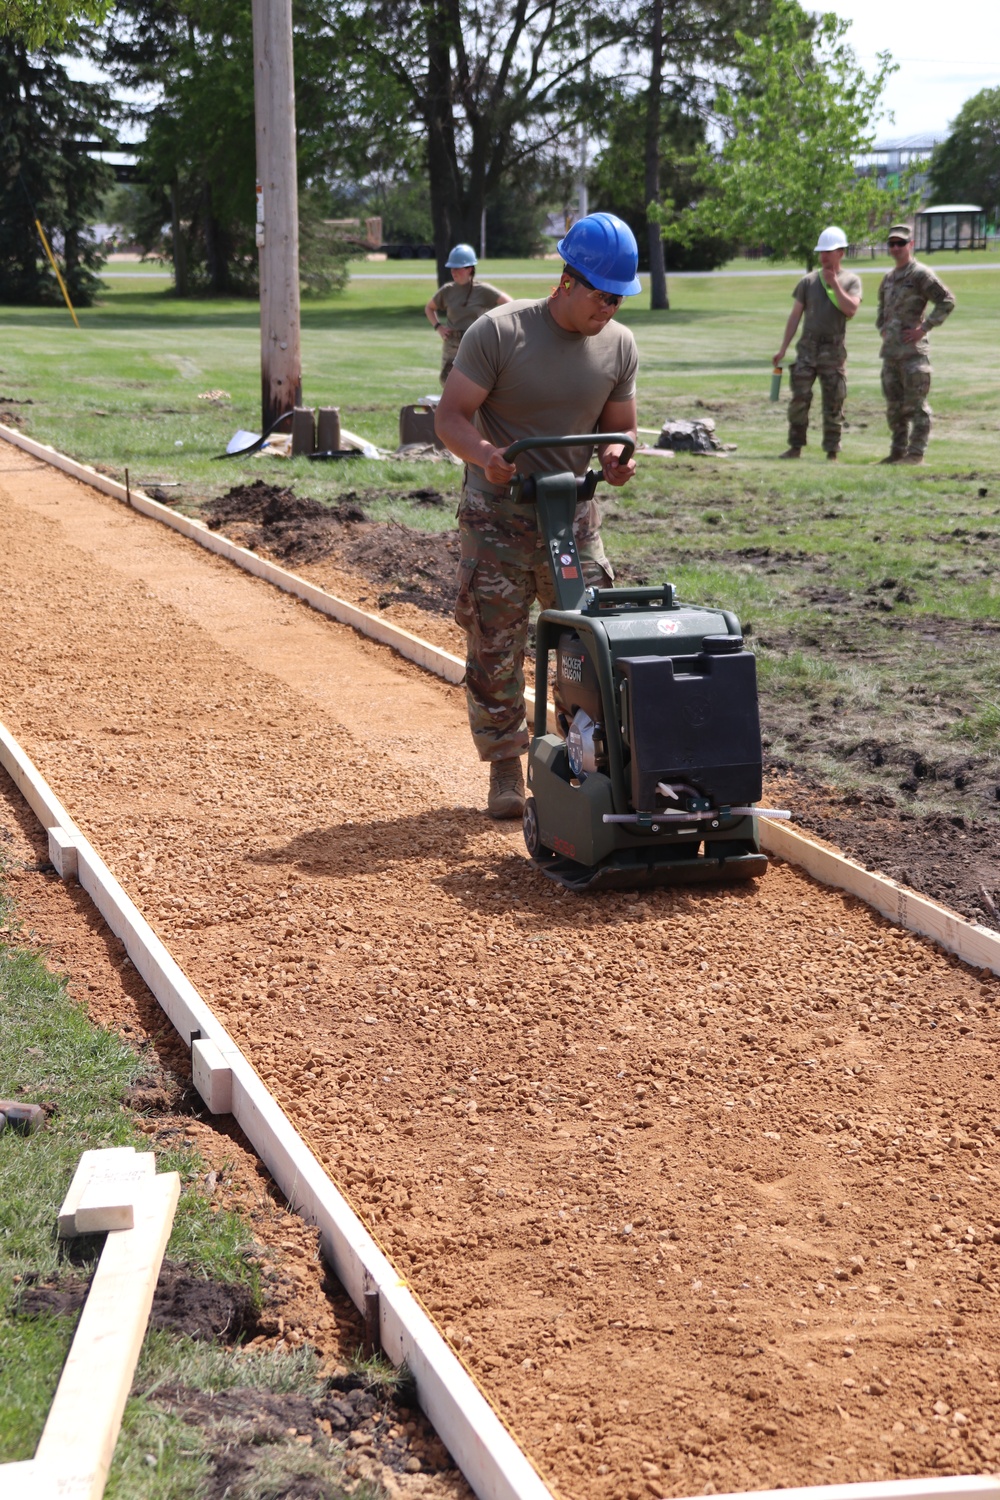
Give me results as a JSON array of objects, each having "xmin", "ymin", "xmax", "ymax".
[{"xmin": 770, "ymin": 365, "xmax": 783, "ymax": 402}]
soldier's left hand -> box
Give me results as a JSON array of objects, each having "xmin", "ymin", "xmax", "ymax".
[
  {"xmin": 601, "ymin": 449, "xmax": 636, "ymax": 487},
  {"xmin": 901, "ymin": 322, "xmax": 926, "ymax": 344}
]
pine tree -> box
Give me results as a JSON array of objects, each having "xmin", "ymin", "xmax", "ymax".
[{"xmin": 0, "ymin": 36, "xmax": 114, "ymax": 305}]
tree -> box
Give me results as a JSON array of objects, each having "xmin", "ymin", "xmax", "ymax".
[
  {"xmin": 659, "ymin": 0, "xmax": 897, "ymax": 268},
  {"xmin": 0, "ymin": 0, "xmax": 110, "ymax": 48},
  {"xmin": 929, "ymin": 88, "xmax": 1000, "ymax": 224},
  {"xmin": 0, "ymin": 37, "xmax": 113, "ymax": 305},
  {"xmin": 591, "ymin": 0, "xmax": 783, "ymax": 308},
  {"xmin": 336, "ymin": 0, "xmax": 617, "ymax": 284},
  {"xmin": 100, "ymin": 0, "xmax": 355, "ymax": 296},
  {"xmin": 590, "ymin": 94, "xmax": 733, "ymax": 279}
]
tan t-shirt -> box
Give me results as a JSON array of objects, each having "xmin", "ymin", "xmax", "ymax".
[
  {"xmin": 453, "ymin": 298, "xmax": 638, "ymax": 491},
  {"xmin": 793, "ymin": 268, "xmax": 862, "ymax": 345},
  {"xmin": 431, "ymin": 280, "xmax": 506, "ymax": 353}
]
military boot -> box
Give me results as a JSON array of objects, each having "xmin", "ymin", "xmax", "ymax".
[
  {"xmin": 900, "ymin": 453, "xmax": 925, "ymax": 465},
  {"xmin": 778, "ymin": 447, "xmax": 802, "ymax": 460},
  {"xmin": 488, "ymin": 758, "xmax": 526, "ymax": 820},
  {"xmin": 878, "ymin": 452, "xmax": 906, "ymax": 464}
]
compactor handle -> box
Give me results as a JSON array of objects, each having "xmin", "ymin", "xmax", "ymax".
[{"xmin": 502, "ymin": 432, "xmax": 635, "ymax": 466}]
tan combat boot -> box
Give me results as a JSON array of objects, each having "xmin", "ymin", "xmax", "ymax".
[
  {"xmin": 900, "ymin": 453, "xmax": 925, "ymax": 465},
  {"xmin": 826, "ymin": 450, "xmax": 839, "ymax": 461},
  {"xmin": 487, "ymin": 758, "xmax": 526, "ymax": 820},
  {"xmin": 778, "ymin": 447, "xmax": 802, "ymax": 459}
]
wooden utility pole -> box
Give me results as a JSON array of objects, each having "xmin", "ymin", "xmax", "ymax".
[
  {"xmin": 644, "ymin": 0, "xmax": 669, "ymax": 310},
  {"xmin": 251, "ymin": 0, "xmax": 302, "ymax": 431}
]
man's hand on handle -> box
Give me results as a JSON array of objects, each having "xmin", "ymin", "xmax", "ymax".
[
  {"xmin": 482, "ymin": 447, "xmax": 518, "ymax": 486},
  {"xmin": 599, "ymin": 446, "xmax": 636, "ymax": 487}
]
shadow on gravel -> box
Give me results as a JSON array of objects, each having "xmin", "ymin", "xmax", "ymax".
[{"xmin": 254, "ymin": 812, "xmax": 766, "ymax": 927}]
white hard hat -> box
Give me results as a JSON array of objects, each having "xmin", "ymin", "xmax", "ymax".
[{"xmin": 814, "ymin": 225, "xmax": 848, "ymax": 252}]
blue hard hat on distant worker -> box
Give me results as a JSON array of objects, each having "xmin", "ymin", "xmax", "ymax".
[
  {"xmin": 557, "ymin": 212, "xmax": 642, "ymax": 297},
  {"xmin": 445, "ymin": 243, "xmax": 478, "ymax": 269},
  {"xmin": 815, "ymin": 225, "xmax": 848, "ymax": 252}
]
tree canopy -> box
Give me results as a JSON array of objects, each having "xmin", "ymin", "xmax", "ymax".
[
  {"xmin": 656, "ymin": 0, "xmax": 898, "ymax": 268},
  {"xmin": 0, "ymin": 0, "xmax": 110, "ymax": 47},
  {"xmin": 929, "ymin": 88, "xmax": 1000, "ymax": 223}
]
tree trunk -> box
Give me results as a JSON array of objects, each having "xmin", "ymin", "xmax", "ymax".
[
  {"xmin": 425, "ymin": 0, "xmax": 461, "ymax": 285},
  {"xmin": 170, "ymin": 180, "xmax": 189, "ymax": 296},
  {"xmin": 644, "ymin": 0, "xmax": 668, "ymax": 310}
]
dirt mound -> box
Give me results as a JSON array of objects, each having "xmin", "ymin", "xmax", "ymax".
[
  {"xmin": 204, "ymin": 483, "xmax": 459, "ymax": 615},
  {"xmin": 16, "ymin": 1261, "xmax": 261, "ymax": 1342}
]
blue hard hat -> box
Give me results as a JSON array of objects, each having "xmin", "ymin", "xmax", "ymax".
[
  {"xmin": 556, "ymin": 213, "xmax": 641, "ymax": 297},
  {"xmin": 445, "ymin": 243, "xmax": 478, "ymax": 269}
]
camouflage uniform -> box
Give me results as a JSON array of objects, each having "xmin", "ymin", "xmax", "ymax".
[
  {"xmin": 455, "ymin": 483, "xmax": 612, "ymax": 762},
  {"xmin": 876, "ymin": 260, "xmax": 955, "ymax": 459},
  {"xmin": 785, "ymin": 268, "xmax": 862, "ymax": 454},
  {"xmin": 787, "ymin": 342, "xmax": 848, "ymax": 454}
]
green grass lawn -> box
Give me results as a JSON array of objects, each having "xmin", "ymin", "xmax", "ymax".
[{"xmin": 1, "ymin": 259, "xmax": 998, "ymax": 819}]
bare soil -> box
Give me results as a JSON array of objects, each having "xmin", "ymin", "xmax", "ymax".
[
  {"xmin": 200, "ymin": 482, "xmax": 1000, "ymax": 930},
  {"xmin": 2, "ymin": 446, "xmax": 1000, "ymax": 1500}
]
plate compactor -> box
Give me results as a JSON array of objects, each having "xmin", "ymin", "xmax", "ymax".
[{"xmin": 511, "ymin": 433, "xmax": 779, "ymax": 893}]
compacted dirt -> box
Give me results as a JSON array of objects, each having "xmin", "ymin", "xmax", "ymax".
[
  {"xmin": 2, "ymin": 444, "xmax": 1000, "ymax": 1500},
  {"xmin": 197, "ymin": 482, "xmax": 1000, "ymax": 931}
]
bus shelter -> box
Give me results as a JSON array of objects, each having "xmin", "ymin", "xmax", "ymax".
[{"xmin": 915, "ymin": 205, "xmax": 987, "ymax": 252}]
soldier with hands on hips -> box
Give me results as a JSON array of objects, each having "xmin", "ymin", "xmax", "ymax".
[
  {"xmin": 773, "ymin": 225, "xmax": 862, "ymax": 461},
  {"xmin": 876, "ymin": 223, "xmax": 955, "ymax": 464},
  {"xmin": 434, "ymin": 213, "xmax": 639, "ymax": 820},
  {"xmin": 424, "ymin": 244, "xmax": 512, "ymax": 386}
]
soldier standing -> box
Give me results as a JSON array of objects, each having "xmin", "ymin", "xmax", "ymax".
[
  {"xmin": 424, "ymin": 244, "xmax": 512, "ymax": 386},
  {"xmin": 773, "ymin": 225, "xmax": 862, "ymax": 461},
  {"xmin": 435, "ymin": 213, "xmax": 639, "ymax": 819},
  {"xmin": 876, "ymin": 223, "xmax": 956, "ymax": 464}
]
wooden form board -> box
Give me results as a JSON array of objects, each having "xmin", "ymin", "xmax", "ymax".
[
  {"xmin": 759, "ymin": 820, "xmax": 1000, "ymax": 977},
  {"xmin": 0, "ymin": 714, "xmax": 553, "ymax": 1500},
  {"xmin": 0, "ymin": 1164, "xmax": 180, "ymax": 1500},
  {"xmin": 35, "ymin": 1173, "xmax": 180, "ymax": 1498}
]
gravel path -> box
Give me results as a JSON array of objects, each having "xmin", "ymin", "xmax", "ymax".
[{"xmin": 2, "ymin": 440, "xmax": 999, "ymax": 1500}]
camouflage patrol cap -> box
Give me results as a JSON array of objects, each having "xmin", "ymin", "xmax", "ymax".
[{"xmin": 888, "ymin": 223, "xmax": 913, "ymax": 240}]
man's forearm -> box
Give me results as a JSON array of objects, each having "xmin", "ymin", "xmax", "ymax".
[{"xmin": 434, "ymin": 406, "xmax": 497, "ymax": 470}]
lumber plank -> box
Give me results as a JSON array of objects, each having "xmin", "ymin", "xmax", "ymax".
[
  {"xmin": 57, "ymin": 1148, "xmax": 139, "ymax": 1238},
  {"xmin": 35, "ymin": 1173, "xmax": 181, "ymax": 1499}
]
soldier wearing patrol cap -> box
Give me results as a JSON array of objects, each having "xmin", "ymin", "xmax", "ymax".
[
  {"xmin": 435, "ymin": 212, "xmax": 640, "ymax": 820},
  {"xmin": 876, "ymin": 223, "xmax": 956, "ymax": 464},
  {"xmin": 773, "ymin": 225, "xmax": 862, "ymax": 461}
]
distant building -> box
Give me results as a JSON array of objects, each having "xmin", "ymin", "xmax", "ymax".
[
  {"xmin": 855, "ymin": 134, "xmax": 942, "ymax": 197},
  {"xmin": 915, "ymin": 205, "xmax": 987, "ymax": 252}
]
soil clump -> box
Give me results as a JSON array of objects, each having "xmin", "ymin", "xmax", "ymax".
[{"xmin": 205, "ymin": 481, "xmax": 458, "ymax": 615}]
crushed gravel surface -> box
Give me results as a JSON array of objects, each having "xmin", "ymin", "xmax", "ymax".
[{"xmin": 2, "ymin": 443, "xmax": 1000, "ymax": 1500}]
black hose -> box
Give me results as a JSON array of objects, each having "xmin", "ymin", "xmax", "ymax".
[{"xmin": 213, "ymin": 409, "xmax": 295, "ymax": 460}]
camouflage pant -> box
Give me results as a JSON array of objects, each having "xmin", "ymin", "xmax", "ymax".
[
  {"xmin": 881, "ymin": 356, "xmax": 932, "ymax": 457},
  {"xmin": 440, "ymin": 332, "xmax": 462, "ymax": 387},
  {"xmin": 787, "ymin": 340, "xmax": 848, "ymax": 453},
  {"xmin": 455, "ymin": 484, "xmax": 613, "ymax": 762}
]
